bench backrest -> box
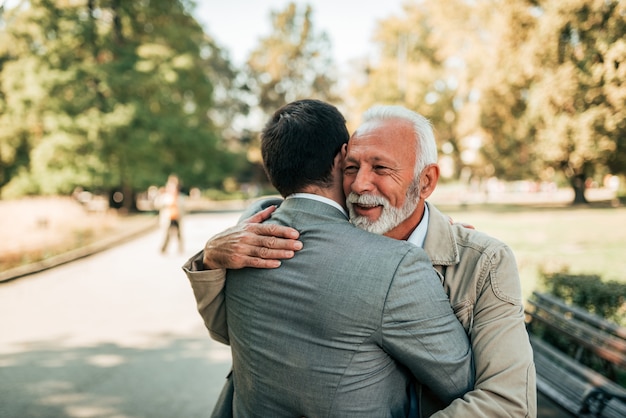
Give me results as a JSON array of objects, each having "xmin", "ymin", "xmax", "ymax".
[
  {"xmin": 533, "ymin": 292, "xmax": 626, "ymax": 339},
  {"xmin": 526, "ymin": 291, "xmax": 626, "ymax": 369}
]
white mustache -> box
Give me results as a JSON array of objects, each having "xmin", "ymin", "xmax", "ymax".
[{"xmin": 346, "ymin": 193, "xmax": 388, "ymax": 207}]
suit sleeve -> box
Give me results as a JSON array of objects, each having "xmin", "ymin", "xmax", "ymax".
[
  {"xmin": 182, "ymin": 250, "xmax": 229, "ymax": 345},
  {"xmin": 382, "ymin": 247, "xmax": 475, "ymax": 405},
  {"xmin": 430, "ymin": 245, "xmax": 536, "ymax": 417}
]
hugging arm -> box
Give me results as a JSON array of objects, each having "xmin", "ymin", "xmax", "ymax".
[
  {"xmin": 384, "ymin": 247, "xmax": 474, "ymax": 405},
  {"xmin": 183, "ymin": 199, "xmax": 302, "ymax": 344},
  {"xmin": 203, "ymin": 204, "xmax": 302, "ymax": 270},
  {"xmin": 182, "ymin": 256, "xmax": 230, "ymax": 344}
]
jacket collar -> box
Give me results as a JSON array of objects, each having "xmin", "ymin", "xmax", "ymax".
[{"xmin": 423, "ymin": 201, "xmax": 460, "ymax": 267}]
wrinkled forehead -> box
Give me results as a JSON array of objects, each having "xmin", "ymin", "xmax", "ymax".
[
  {"xmin": 349, "ymin": 118, "xmax": 415, "ymax": 149},
  {"xmin": 346, "ymin": 119, "xmax": 417, "ymax": 166}
]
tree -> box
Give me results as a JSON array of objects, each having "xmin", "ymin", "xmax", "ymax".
[
  {"xmin": 0, "ymin": 0, "xmax": 245, "ymax": 205},
  {"xmin": 479, "ymin": 0, "xmax": 626, "ymax": 204},
  {"xmin": 529, "ymin": 0, "xmax": 625, "ymax": 203},
  {"xmin": 233, "ymin": 2, "xmax": 340, "ymax": 185},
  {"xmin": 347, "ymin": 0, "xmax": 491, "ymax": 180},
  {"xmin": 350, "ymin": 0, "xmax": 625, "ymax": 204},
  {"xmin": 246, "ymin": 2, "xmax": 339, "ymax": 119},
  {"xmin": 476, "ymin": 0, "xmax": 541, "ymax": 182}
]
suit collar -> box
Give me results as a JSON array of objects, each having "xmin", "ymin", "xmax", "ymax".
[
  {"xmin": 286, "ymin": 193, "xmax": 347, "ymax": 217},
  {"xmin": 280, "ymin": 195, "xmax": 349, "ymax": 221}
]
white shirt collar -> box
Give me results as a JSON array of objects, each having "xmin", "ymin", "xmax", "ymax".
[
  {"xmin": 406, "ymin": 204, "xmax": 429, "ymax": 248},
  {"xmin": 286, "ymin": 193, "xmax": 348, "ymax": 217}
]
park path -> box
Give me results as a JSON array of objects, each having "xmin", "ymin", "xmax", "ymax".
[{"xmin": 0, "ymin": 212, "xmax": 240, "ymax": 418}]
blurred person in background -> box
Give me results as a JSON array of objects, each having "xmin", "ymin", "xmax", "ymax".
[{"xmin": 157, "ymin": 174, "xmax": 184, "ymax": 254}]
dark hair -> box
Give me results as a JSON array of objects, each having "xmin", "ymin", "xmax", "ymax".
[{"xmin": 261, "ymin": 99, "xmax": 349, "ymax": 197}]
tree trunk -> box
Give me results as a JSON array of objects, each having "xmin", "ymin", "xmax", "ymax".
[
  {"xmin": 109, "ymin": 185, "xmax": 137, "ymax": 213},
  {"xmin": 571, "ymin": 174, "xmax": 588, "ymax": 205}
]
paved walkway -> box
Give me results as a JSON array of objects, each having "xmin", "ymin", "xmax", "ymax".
[{"xmin": 0, "ymin": 212, "xmax": 239, "ymax": 417}]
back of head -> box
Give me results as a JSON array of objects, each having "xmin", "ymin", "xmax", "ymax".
[
  {"xmin": 261, "ymin": 99, "xmax": 349, "ymax": 197},
  {"xmin": 360, "ymin": 105, "xmax": 438, "ymax": 173}
]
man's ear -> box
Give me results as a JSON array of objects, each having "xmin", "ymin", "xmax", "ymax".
[
  {"xmin": 333, "ymin": 151, "xmax": 343, "ymax": 170},
  {"xmin": 419, "ymin": 164, "xmax": 440, "ymax": 199},
  {"xmin": 341, "ymin": 143, "xmax": 348, "ymax": 159}
]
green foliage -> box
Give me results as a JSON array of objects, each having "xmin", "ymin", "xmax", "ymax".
[
  {"xmin": 351, "ymin": 0, "xmax": 626, "ymax": 202},
  {"xmin": 0, "ymin": 0, "xmax": 245, "ymax": 201},
  {"xmin": 528, "ymin": 1, "xmax": 625, "ymax": 201},
  {"xmin": 2, "ymin": 0, "xmax": 623, "ymax": 202},
  {"xmin": 226, "ymin": 2, "xmax": 341, "ymax": 183},
  {"xmin": 246, "ymin": 2, "xmax": 340, "ymax": 121},
  {"xmin": 541, "ymin": 270, "xmax": 626, "ymax": 326},
  {"xmin": 348, "ymin": 0, "xmax": 470, "ymax": 177},
  {"xmin": 535, "ymin": 269, "xmax": 626, "ymax": 385},
  {"xmin": 480, "ymin": 0, "xmax": 626, "ymax": 203},
  {"xmin": 475, "ymin": 0, "xmax": 539, "ymax": 180}
]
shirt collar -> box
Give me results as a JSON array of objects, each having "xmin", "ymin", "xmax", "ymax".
[
  {"xmin": 406, "ymin": 204, "xmax": 429, "ymax": 248},
  {"xmin": 286, "ymin": 193, "xmax": 348, "ymax": 217}
]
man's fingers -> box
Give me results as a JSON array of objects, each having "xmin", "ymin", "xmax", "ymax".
[
  {"xmin": 201, "ymin": 212, "xmax": 301, "ymax": 270},
  {"xmin": 244, "ymin": 205, "xmax": 277, "ymax": 224},
  {"xmin": 254, "ymin": 246, "xmax": 296, "ymax": 260},
  {"xmin": 241, "ymin": 206, "xmax": 301, "ymax": 240},
  {"xmin": 245, "ymin": 222, "xmax": 300, "ymax": 241},
  {"xmin": 245, "ymin": 257, "xmax": 282, "ymax": 269},
  {"xmin": 449, "ymin": 215, "xmax": 476, "ymax": 230},
  {"xmin": 204, "ymin": 244, "xmax": 290, "ymax": 270},
  {"xmin": 228, "ymin": 252, "xmax": 287, "ymax": 269},
  {"xmin": 260, "ymin": 235, "xmax": 303, "ymax": 251},
  {"xmin": 224, "ymin": 241, "xmax": 297, "ymax": 260}
]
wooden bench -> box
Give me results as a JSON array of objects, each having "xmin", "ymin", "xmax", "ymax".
[{"xmin": 525, "ymin": 291, "xmax": 626, "ymax": 417}]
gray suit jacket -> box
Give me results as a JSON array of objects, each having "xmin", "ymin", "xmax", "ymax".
[{"xmin": 222, "ymin": 197, "xmax": 473, "ymax": 417}]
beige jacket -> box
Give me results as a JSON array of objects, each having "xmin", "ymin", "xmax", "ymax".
[
  {"xmin": 422, "ymin": 202, "xmax": 536, "ymax": 417},
  {"xmin": 182, "ymin": 201, "xmax": 537, "ymax": 417}
]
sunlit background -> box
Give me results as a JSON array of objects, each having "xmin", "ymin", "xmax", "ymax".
[{"xmin": 1, "ymin": 1, "xmax": 625, "ymax": 416}]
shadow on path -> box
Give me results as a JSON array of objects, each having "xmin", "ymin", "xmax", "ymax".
[{"xmin": 0, "ymin": 332, "xmax": 231, "ymax": 418}]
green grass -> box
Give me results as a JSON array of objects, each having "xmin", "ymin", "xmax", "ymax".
[{"xmin": 437, "ymin": 203, "xmax": 626, "ymax": 300}]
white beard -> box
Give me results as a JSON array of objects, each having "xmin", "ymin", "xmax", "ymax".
[{"xmin": 346, "ymin": 182, "xmax": 420, "ymax": 235}]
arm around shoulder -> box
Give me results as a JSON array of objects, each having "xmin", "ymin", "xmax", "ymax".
[
  {"xmin": 182, "ymin": 251, "xmax": 230, "ymax": 345},
  {"xmin": 383, "ymin": 246, "xmax": 474, "ymax": 406}
]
